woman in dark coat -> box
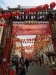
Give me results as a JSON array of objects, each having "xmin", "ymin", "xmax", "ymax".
[
  {"xmin": 25, "ymin": 59, "xmax": 29, "ymax": 72},
  {"xmin": 17, "ymin": 63, "xmax": 26, "ymax": 75}
]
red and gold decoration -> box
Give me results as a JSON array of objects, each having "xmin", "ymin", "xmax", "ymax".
[
  {"xmin": 43, "ymin": 4, "xmax": 49, "ymax": 10},
  {"xmin": 6, "ymin": 13, "xmax": 11, "ymax": 18},
  {"xmin": 11, "ymin": 12, "xmax": 16, "ymax": 17},
  {"xmin": 0, "ymin": 2, "xmax": 55, "ymax": 19},
  {"xmin": 0, "ymin": 23, "xmax": 8, "ymax": 28},
  {"xmin": 16, "ymin": 11, "xmax": 20, "ymax": 16},
  {"xmin": 30, "ymin": 8, "xmax": 35, "ymax": 13},
  {"xmin": 0, "ymin": 2, "xmax": 56, "ymax": 75},
  {"xmin": 24, "ymin": 9, "xmax": 30, "ymax": 14},
  {"xmin": 36, "ymin": 6, "xmax": 41, "ymax": 12},
  {"xmin": 12, "ymin": 23, "xmax": 51, "ymax": 36},
  {"xmin": 50, "ymin": 2, "xmax": 56, "ymax": 9}
]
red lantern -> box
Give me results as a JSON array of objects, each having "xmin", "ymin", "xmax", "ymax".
[
  {"xmin": 50, "ymin": 2, "xmax": 56, "ymax": 9},
  {"xmin": 0, "ymin": 23, "xmax": 3, "ymax": 26},
  {"xmin": 25, "ymin": 9, "xmax": 30, "ymax": 14},
  {"xmin": 6, "ymin": 13, "xmax": 11, "ymax": 18},
  {"xmin": 30, "ymin": 8, "xmax": 35, "ymax": 13},
  {"xmin": 0, "ymin": 23, "xmax": 8, "ymax": 28},
  {"xmin": 11, "ymin": 12, "xmax": 16, "ymax": 17},
  {"xmin": 16, "ymin": 11, "xmax": 20, "ymax": 16},
  {"xmin": 0, "ymin": 14, "xmax": 3, "ymax": 18},
  {"xmin": 3, "ymin": 13, "xmax": 7, "ymax": 18},
  {"xmin": 36, "ymin": 6, "xmax": 41, "ymax": 12},
  {"xmin": 43, "ymin": 4, "xmax": 49, "ymax": 10}
]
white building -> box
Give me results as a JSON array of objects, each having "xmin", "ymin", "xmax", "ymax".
[
  {"xmin": 15, "ymin": 41, "xmax": 22, "ymax": 57},
  {"xmin": 12, "ymin": 37, "xmax": 22, "ymax": 58},
  {"xmin": 0, "ymin": 19, "xmax": 5, "ymax": 45}
]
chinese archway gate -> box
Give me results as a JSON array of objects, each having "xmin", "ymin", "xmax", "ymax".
[{"xmin": 0, "ymin": 2, "xmax": 56, "ymax": 75}]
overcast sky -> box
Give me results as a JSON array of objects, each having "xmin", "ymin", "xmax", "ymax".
[{"xmin": 0, "ymin": 0, "xmax": 56, "ymax": 9}]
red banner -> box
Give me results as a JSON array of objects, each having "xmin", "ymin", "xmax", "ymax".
[
  {"xmin": 12, "ymin": 29, "xmax": 51, "ymax": 36},
  {"xmin": 13, "ymin": 24, "xmax": 50, "ymax": 30},
  {"xmin": 12, "ymin": 24, "xmax": 51, "ymax": 36}
]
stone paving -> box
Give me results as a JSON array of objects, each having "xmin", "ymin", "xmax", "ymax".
[{"xmin": 26, "ymin": 63, "xmax": 49, "ymax": 75}]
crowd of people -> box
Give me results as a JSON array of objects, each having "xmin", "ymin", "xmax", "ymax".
[
  {"xmin": 8, "ymin": 54, "xmax": 44, "ymax": 75},
  {"xmin": 9, "ymin": 55, "xmax": 34, "ymax": 75}
]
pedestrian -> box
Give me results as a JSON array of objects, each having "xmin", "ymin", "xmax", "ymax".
[
  {"xmin": 39, "ymin": 57, "xmax": 41, "ymax": 66},
  {"xmin": 21, "ymin": 64, "xmax": 26, "ymax": 75},
  {"xmin": 17, "ymin": 63, "xmax": 26, "ymax": 75},
  {"xmin": 17, "ymin": 63, "xmax": 22, "ymax": 75},
  {"xmin": 31, "ymin": 60, "xmax": 34, "ymax": 66},
  {"xmin": 25, "ymin": 58, "xmax": 29, "ymax": 72},
  {"xmin": 29, "ymin": 60, "xmax": 31, "ymax": 66},
  {"xmin": 21, "ymin": 58, "xmax": 25, "ymax": 66}
]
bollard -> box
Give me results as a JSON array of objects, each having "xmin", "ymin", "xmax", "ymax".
[
  {"xmin": 48, "ymin": 67, "xmax": 55, "ymax": 75},
  {"xmin": 9, "ymin": 69, "xmax": 14, "ymax": 75},
  {"xmin": 51, "ymin": 68, "xmax": 56, "ymax": 75}
]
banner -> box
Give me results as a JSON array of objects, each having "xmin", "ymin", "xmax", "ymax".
[
  {"xmin": 13, "ymin": 24, "xmax": 50, "ymax": 30},
  {"xmin": 12, "ymin": 29, "xmax": 51, "ymax": 36},
  {"xmin": 12, "ymin": 24, "xmax": 51, "ymax": 36}
]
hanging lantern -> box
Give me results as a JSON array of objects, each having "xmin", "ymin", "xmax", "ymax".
[
  {"xmin": 0, "ymin": 23, "xmax": 3, "ymax": 26},
  {"xmin": 30, "ymin": 8, "xmax": 35, "ymax": 13},
  {"xmin": 43, "ymin": 4, "xmax": 49, "ymax": 10},
  {"xmin": 50, "ymin": 2, "xmax": 56, "ymax": 9},
  {"xmin": 16, "ymin": 11, "xmax": 20, "ymax": 16},
  {"xmin": 6, "ymin": 13, "xmax": 11, "ymax": 18},
  {"xmin": 0, "ymin": 23, "xmax": 8, "ymax": 28},
  {"xmin": 3, "ymin": 13, "xmax": 7, "ymax": 18},
  {"xmin": 36, "ymin": 6, "xmax": 41, "ymax": 12},
  {"xmin": 11, "ymin": 12, "xmax": 16, "ymax": 17},
  {"xmin": 25, "ymin": 9, "xmax": 30, "ymax": 14},
  {"xmin": 0, "ymin": 14, "xmax": 3, "ymax": 18}
]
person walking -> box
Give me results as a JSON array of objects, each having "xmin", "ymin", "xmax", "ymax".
[
  {"xmin": 17, "ymin": 63, "xmax": 26, "ymax": 75},
  {"xmin": 31, "ymin": 60, "xmax": 34, "ymax": 66},
  {"xmin": 39, "ymin": 57, "xmax": 41, "ymax": 66},
  {"xmin": 25, "ymin": 59, "xmax": 29, "ymax": 72},
  {"xmin": 21, "ymin": 64, "xmax": 26, "ymax": 75}
]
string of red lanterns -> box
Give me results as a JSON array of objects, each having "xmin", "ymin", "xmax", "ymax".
[
  {"xmin": 0, "ymin": 11, "xmax": 20, "ymax": 18},
  {"xmin": 11, "ymin": 35, "xmax": 51, "ymax": 43},
  {"xmin": 0, "ymin": 23, "xmax": 8, "ymax": 28},
  {"xmin": 0, "ymin": 2, "xmax": 56, "ymax": 18}
]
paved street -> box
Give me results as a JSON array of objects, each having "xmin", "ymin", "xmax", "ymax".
[{"xmin": 26, "ymin": 63, "xmax": 49, "ymax": 75}]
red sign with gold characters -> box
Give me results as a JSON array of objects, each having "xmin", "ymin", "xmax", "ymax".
[
  {"xmin": 12, "ymin": 23, "xmax": 51, "ymax": 36},
  {"xmin": 13, "ymin": 24, "xmax": 50, "ymax": 30}
]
